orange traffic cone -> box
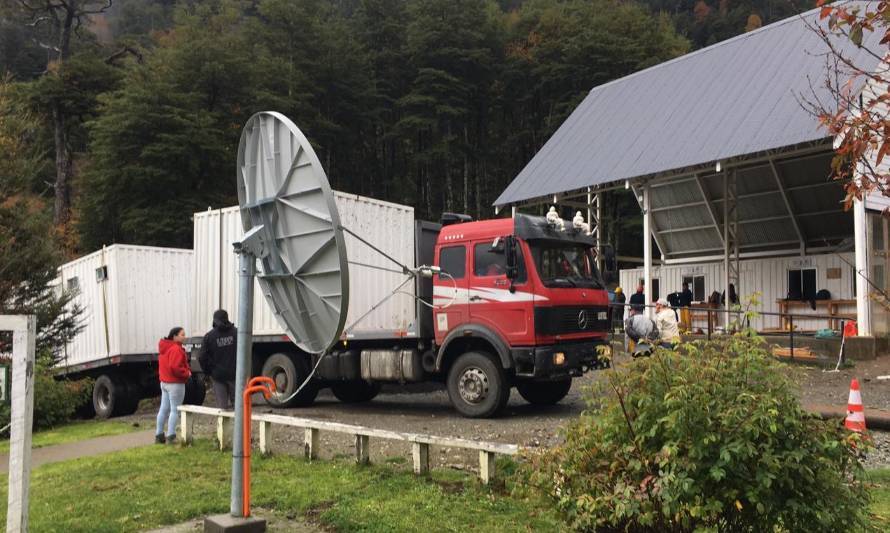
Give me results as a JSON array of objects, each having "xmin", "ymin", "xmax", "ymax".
[{"xmin": 844, "ymin": 378, "xmax": 867, "ymax": 432}]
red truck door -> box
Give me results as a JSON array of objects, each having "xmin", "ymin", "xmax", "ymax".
[
  {"xmin": 468, "ymin": 239, "xmax": 534, "ymax": 344},
  {"xmin": 433, "ymin": 243, "xmax": 469, "ymax": 343}
]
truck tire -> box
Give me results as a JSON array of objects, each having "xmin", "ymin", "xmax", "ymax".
[
  {"xmin": 261, "ymin": 352, "xmax": 318, "ymax": 408},
  {"xmin": 183, "ymin": 374, "xmax": 206, "ymax": 406},
  {"xmin": 516, "ymin": 379, "xmax": 572, "ymax": 405},
  {"xmin": 93, "ymin": 374, "xmax": 137, "ymax": 419},
  {"xmin": 446, "ymin": 351, "xmax": 509, "ymax": 418},
  {"xmin": 330, "ymin": 381, "xmax": 381, "ymax": 403}
]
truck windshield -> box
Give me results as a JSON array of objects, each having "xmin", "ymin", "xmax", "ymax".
[{"xmin": 530, "ymin": 242, "xmax": 603, "ymax": 289}]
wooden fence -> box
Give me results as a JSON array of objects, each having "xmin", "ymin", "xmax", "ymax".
[{"xmin": 178, "ymin": 405, "xmax": 520, "ymax": 484}]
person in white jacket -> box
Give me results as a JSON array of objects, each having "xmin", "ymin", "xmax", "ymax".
[{"xmin": 655, "ymin": 298, "xmax": 680, "ymax": 349}]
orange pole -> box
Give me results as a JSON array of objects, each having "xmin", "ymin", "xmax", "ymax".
[
  {"xmin": 248, "ymin": 376, "xmax": 275, "ymax": 389},
  {"xmin": 241, "ymin": 382, "xmax": 275, "ymax": 518}
]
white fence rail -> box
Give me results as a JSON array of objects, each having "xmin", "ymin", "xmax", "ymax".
[{"xmin": 178, "ymin": 405, "xmax": 520, "ymax": 484}]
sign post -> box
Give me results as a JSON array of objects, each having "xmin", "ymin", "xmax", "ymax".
[{"xmin": 1, "ymin": 315, "xmax": 37, "ymax": 533}]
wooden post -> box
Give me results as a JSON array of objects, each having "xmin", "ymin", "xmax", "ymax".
[
  {"xmin": 479, "ymin": 451, "xmax": 496, "ymax": 485},
  {"xmin": 304, "ymin": 428, "xmax": 319, "ymax": 460},
  {"xmin": 355, "ymin": 434, "xmax": 369, "ymax": 465},
  {"xmin": 259, "ymin": 420, "xmax": 272, "ymax": 455},
  {"xmin": 217, "ymin": 416, "xmax": 232, "ymax": 451},
  {"xmin": 412, "ymin": 442, "xmax": 430, "ymax": 475},
  {"xmin": 2, "ymin": 315, "xmax": 36, "ymax": 533},
  {"xmin": 180, "ymin": 409, "xmax": 195, "ymax": 445}
]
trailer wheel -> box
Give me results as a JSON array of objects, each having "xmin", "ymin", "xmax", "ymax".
[
  {"xmin": 331, "ymin": 381, "xmax": 381, "ymax": 403},
  {"xmin": 93, "ymin": 374, "xmax": 136, "ymax": 419},
  {"xmin": 446, "ymin": 351, "xmax": 509, "ymax": 418},
  {"xmin": 183, "ymin": 374, "xmax": 206, "ymax": 406},
  {"xmin": 261, "ymin": 352, "xmax": 318, "ymax": 408},
  {"xmin": 516, "ymin": 379, "xmax": 572, "ymax": 405}
]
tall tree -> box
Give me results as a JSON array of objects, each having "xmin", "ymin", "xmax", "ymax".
[
  {"xmin": 78, "ymin": 0, "xmax": 259, "ymax": 248},
  {"xmin": 12, "ymin": 0, "xmax": 115, "ymax": 227},
  {"xmin": 397, "ymin": 0, "xmax": 500, "ymax": 218},
  {"xmin": 0, "ymin": 78, "xmax": 82, "ymax": 357}
]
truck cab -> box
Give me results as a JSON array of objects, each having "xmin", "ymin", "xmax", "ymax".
[{"xmin": 431, "ymin": 213, "xmax": 610, "ymax": 417}]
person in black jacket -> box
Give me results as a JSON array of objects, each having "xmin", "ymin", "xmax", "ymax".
[
  {"xmin": 198, "ymin": 309, "xmax": 238, "ymax": 410},
  {"xmin": 629, "ymin": 284, "xmax": 646, "ymax": 313}
]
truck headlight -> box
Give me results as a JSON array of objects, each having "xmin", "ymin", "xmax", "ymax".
[{"xmin": 553, "ymin": 352, "xmax": 566, "ymax": 365}]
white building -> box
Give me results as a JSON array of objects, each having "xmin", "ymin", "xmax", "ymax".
[{"xmin": 494, "ymin": 5, "xmax": 889, "ymax": 339}]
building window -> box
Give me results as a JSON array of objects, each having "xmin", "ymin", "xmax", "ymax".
[
  {"xmin": 66, "ymin": 277, "xmax": 79, "ymax": 292},
  {"xmin": 95, "ymin": 265, "xmax": 108, "ymax": 282},
  {"xmin": 439, "ymin": 246, "xmax": 466, "ymax": 280},
  {"xmin": 682, "ymin": 275, "xmax": 706, "ymax": 302},
  {"xmin": 788, "ymin": 268, "xmax": 816, "ymax": 300}
]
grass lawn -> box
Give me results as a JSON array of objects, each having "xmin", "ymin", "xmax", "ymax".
[
  {"xmin": 869, "ymin": 468, "xmax": 890, "ymax": 527},
  {"xmin": 0, "ymin": 419, "xmax": 141, "ymax": 453},
  {"xmin": 0, "ymin": 439, "xmax": 560, "ymax": 532}
]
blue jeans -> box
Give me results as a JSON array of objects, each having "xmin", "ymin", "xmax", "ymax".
[{"xmin": 156, "ymin": 382, "xmax": 186, "ymax": 437}]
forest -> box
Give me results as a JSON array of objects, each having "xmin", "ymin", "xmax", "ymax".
[{"xmin": 0, "ymin": 0, "xmax": 810, "ymax": 262}]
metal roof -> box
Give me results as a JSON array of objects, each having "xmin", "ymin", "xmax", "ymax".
[
  {"xmin": 495, "ymin": 4, "xmax": 883, "ymax": 207},
  {"xmin": 641, "ymin": 150, "xmax": 853, "ymax": 258}
]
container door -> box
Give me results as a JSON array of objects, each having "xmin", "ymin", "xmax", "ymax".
[
  {"xmin": 433, "ymin": 244, "xmax": 469, "ymax": 344},
  {"xmin": 469, "ymin": 238, "xmax": 532, "ymax": 343}
]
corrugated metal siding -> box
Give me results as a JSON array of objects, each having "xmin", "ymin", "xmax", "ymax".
[
  {"xmin": 112, "ymin": 246, "xmax": 193, "ymax": 354},
  {"xmin": 495, "ymin": 4, "xmax": 882, "ymax": 206},
  {"xmin": 57, "ymin": 245, "xmax": 193, "ymax": 367},
  {"xmin": 192, "ymin": 192, "xmax": 417, "ymax": 340},
  {"xmin": 619, "ymin": 253, "xmax": 856, "ymax": 331}
]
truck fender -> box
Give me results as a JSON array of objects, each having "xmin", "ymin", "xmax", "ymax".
[{"xmin": 435, "ymin": 324, "xmax": 513, "ymax": 372}]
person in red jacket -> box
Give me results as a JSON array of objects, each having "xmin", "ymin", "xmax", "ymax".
[{"xmin": 155, "ymin": 327, "xmax": 191, "ymax": 444}]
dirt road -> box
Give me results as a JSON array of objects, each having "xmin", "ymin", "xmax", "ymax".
[{"xmin": 120, "ymin": 352, "xmax": 890, "ymax": 471}]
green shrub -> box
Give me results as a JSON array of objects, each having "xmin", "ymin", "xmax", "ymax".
[
  {"xmin": 0, "ymin": 356, "xmax": 92, "ymax": 431},
  {"xmin": 516, "ymin": 332, "xmax": 871, "ymax": 532}
]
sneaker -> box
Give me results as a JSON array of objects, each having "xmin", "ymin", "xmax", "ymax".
[
  {"xmin": 166, "ymin": 435, "xmax": 177, "ymax": 445},
  {"xmin": 155, "ymin": 434, "xmax": 165, "ymax": 445}
]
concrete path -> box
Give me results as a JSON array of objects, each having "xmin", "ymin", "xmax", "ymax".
[{"xmin": 0, "ymin": 429, "xmax": 156, "ymax": 473}]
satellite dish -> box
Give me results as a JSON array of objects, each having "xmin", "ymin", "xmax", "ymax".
[{"xmin": 236, "ymin": 111, "xmax": 349, "ymax": 354}]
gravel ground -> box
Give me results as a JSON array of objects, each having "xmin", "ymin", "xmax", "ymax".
[{"xmin": 123, "ymin": 352, "xmax": 890, "ymax": 470}]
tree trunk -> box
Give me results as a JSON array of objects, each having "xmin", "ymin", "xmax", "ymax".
[
  {"xmin": 51, "ymin": 3, "xmax": 77, "ymax": 226},
  {"xmin": 52, "ymin": 102, "xmax": 72, "ymax": 226}
]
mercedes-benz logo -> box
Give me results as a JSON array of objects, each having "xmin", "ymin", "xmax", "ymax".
[{"xmin": 578, "ymin": 310, "xmax": 588, "ymax": 329}]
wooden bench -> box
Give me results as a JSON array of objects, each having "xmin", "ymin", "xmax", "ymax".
[
  {"xmin": 775, "ymin": 299, "xmax": 856, "ymax": 331},
  {"xmin": 178, "ymin": 405, "xmax": 520, "ymax": 484}
]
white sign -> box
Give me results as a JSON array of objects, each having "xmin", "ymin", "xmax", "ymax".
[
  {"xmin": 1, "ymin": 315, "xmax": 36, "ymax": 533},
  {"xmin": 0, "ymin": 366, "xmax": 7, "ymax": 403},
  {"xmin": 789, "ymin": 258, "xmax": 815, "ymax": 269}
]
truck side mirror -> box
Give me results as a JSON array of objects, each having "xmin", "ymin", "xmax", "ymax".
[{"xmin": 505, "ymin": 236, "xmax": 518, "ymax": 281}]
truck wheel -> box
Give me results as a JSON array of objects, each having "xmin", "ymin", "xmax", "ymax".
[
  {"xmin": 516, "ymin": 379, "xmax": 572, "ymax": 405},
  {"xmin": 331, "ymin": 381, "xmax": 381, "ymax": 403},
  {"xmin": 183, "ymin": 374, "xmax": 206, "ymax": 406},
  {"xmin": 261, "ymin": 352, "xmax": 318, "ymax": 408},
  {"xmin": 446, "ymin": 351, "xmax": 509, "ymax": 418},
  {"xmin": 93, "ymin": 374, "xmax": 136, "ymax": 418}
]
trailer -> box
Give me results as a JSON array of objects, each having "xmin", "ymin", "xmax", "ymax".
[
  {"xmin": 191, "ymin": 192, "xmax": 420, "ymax": 342},
  {"xmin": 56, "ymin": 244, "xmax": 201, "ymax": 417}
]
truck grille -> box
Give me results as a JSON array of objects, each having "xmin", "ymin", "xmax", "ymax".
[{"xmin": 534, "ymin": 306, "xmax": 610, "ymax": 336}]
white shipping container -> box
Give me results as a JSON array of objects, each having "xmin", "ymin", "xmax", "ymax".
[
  {"xmin": 192, "ymin": 192, "xmax": 417, "ymax": 341},
  {"xmin": 619, "ymin": 253, "xmax": 857, "ymax": 331},
  {"xmin": 57, "ymin": 245, "xmax": 194, "ymax": 369}
]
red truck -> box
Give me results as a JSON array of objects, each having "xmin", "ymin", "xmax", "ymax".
[
  {"xmin": 427, "ymin": 213, "xmax": 611, "ymax": 416},
  {"xmin": 193, "ymin": 204, "xmax": 611, "ymax": 418}
]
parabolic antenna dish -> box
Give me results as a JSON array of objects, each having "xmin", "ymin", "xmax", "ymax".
[{"xmin": 236, "ymin": 112, "xmax": 348, "ymax": 354}]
